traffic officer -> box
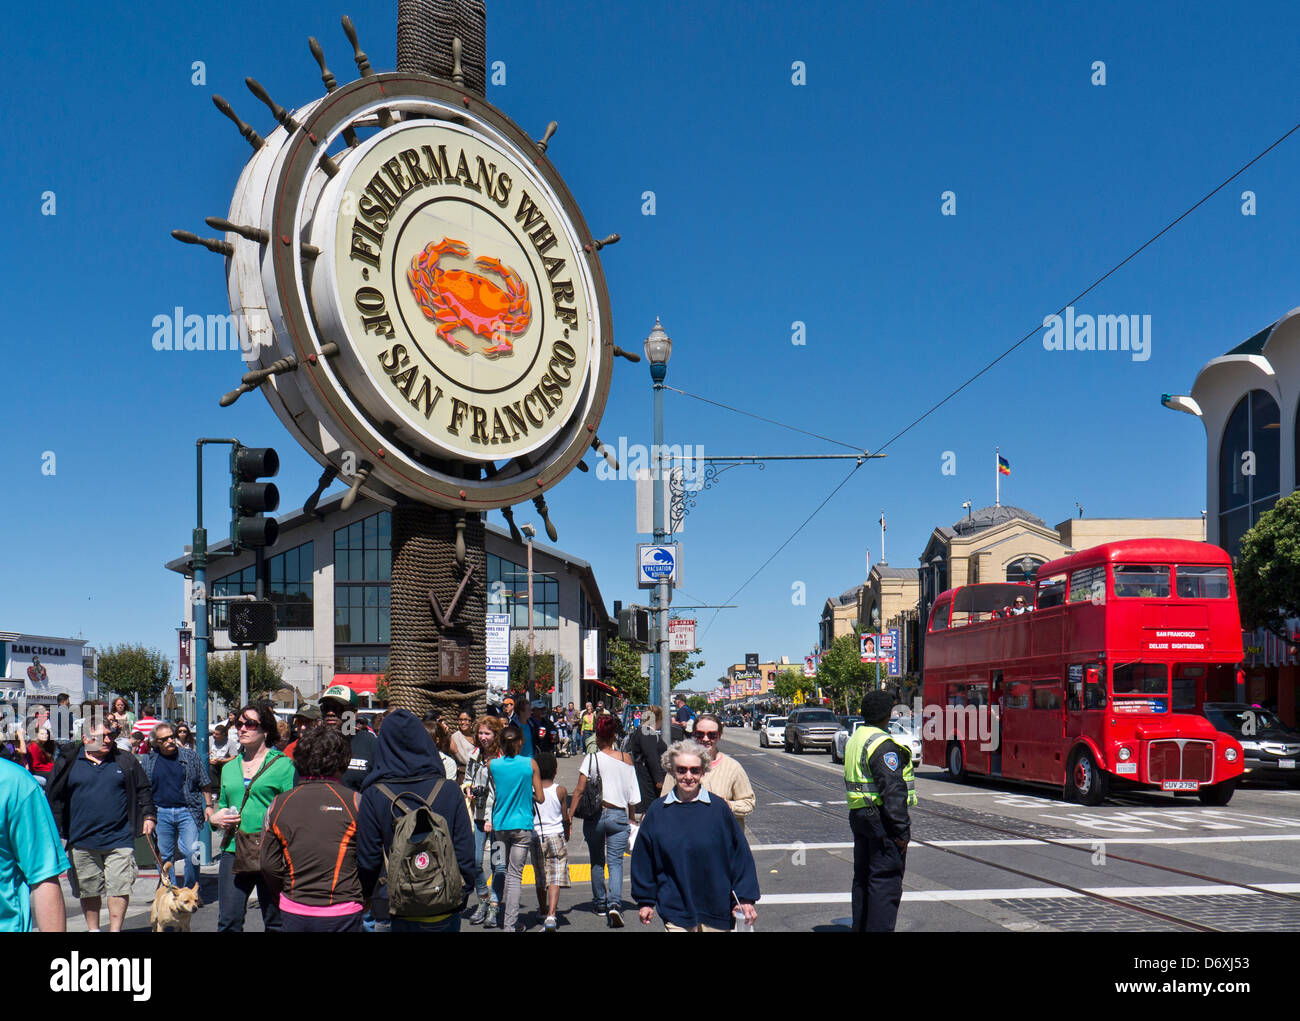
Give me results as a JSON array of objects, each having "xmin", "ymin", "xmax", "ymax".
[{"xmin": 844, "ymin": 690, "xmax": 916, "ymax": 932}]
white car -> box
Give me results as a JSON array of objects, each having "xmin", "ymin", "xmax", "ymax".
[
  {"xmin": 833, "ymin": 718, "xmax": 923, "ymax": 766},
  {"xmin": 759, "ymin": 717, "xmax": 788, "ymax": 748},
  {"xmin": 889, "ymin": 718, "xmax": 923, "ymax": 766}
]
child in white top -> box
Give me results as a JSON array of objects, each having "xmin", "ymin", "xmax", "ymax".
[{"xmin": 533, "ymin": 752, "xmax": 570, "ymax": 931}]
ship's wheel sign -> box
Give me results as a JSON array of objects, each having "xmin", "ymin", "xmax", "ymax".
[
  {"xmin": 182, "ymin": 27, "xmax": 617, "ymax": 513},
  {"xmin": 311, "ymin": 119, "xmax": 597, "ymax": 466}
]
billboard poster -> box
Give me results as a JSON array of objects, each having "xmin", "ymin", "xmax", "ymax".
[
  {"xmin": 582, "ymin": 629, "xmax": 600, "ymax": 681},
  {"xmin": 860, "ymin": 633, "xmax": 880, "ymax": 663},
  {"xmin": 485, "ymin": 613, "xmax": 510, "ymax": 694}
]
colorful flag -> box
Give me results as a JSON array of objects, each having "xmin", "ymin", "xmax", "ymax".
[{"xmin": 997, "ymin": 455, "xmax": 1011, "ymax": 476}]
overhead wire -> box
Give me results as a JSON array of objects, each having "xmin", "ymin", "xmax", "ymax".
[{"xmin": 689, "ymin": 116, "xmax": 1300, "ymax": 634}]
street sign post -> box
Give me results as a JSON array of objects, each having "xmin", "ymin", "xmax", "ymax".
[{"xmin": 669, "ymin": 619, "xmax": 696, "ymax": 652}]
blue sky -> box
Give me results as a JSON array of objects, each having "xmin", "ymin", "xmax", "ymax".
[{"xmin": 3, "ymin": 0, "xmax": 1298, "ymax": 691}]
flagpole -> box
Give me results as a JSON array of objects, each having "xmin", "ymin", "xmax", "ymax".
[{"xmin": 995, "ymin": 446, "xmax": 1000, "ymax": 507}]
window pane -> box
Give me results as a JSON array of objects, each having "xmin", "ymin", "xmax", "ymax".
[
  {"xmin": 1113, "ymin": 663, "xmax": 1168, "ymax": 694},
  {"xmin": 351, "ymin": 608, "xmax": 363, "ymax": 640},
  {"xmin": 1069, "ymin": 566, "xmax": 1105, "ymax": 603},
  {"xmin": 350, "ymin": 522, "xmax": 362, "ymax": 550},
  {"xmin": 1219, "ymin": 395, "xmax": 1250, "ymax": 511},
  {"xmin": 379, "ymin": 548, "xmax": 391, "ymax": 581},
  {"xmin": 1220, "ymin": 507, "xmax": 1251, "ymax": 561},
  {"xmin": 350, "ymin": 550, "xmax": 363, "ymax": 579},
  {"xmin": 1252, "ymin": 389, "xmax": 1281, "ymax": 499},
  {"xmin": 1175, "ymin": 566, "xmax": 1230, "ymax": 599},
  {"xmin": 364, "ymin": 514, "xmax": 378, "ymax": 551},
  {"xmin": 365, "ymin": 549, "xmax": 378, "ymax": 580},
  {"xmin": 365, "ymin": 607, "xmax": 378, "ymax": 641},
  {"xmin": 379, "ymin": 608, "xmax": 390, "ymax": 643},
  {"xmin": 270, "ymin": 554, "xmax": 284, "ymax": 588},
  {"xmin": 1113, "ymin": 565, "xmax": 1170, "ymax": 598},
  {"xmin": 1033, "ymin": 686, "xmax": 1061, "ymax": 710},
  {"xmin": 378, "ymin": 511, "xmax": 391, "ymax": 546},
  {"xmin": 1037, "ymin": 575, "xmax": 1066, "ymax": 609}
]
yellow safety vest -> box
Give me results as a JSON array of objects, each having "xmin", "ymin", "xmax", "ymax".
[{"xmin": 844, "ymin": 726, "xmax": 917, "ymax": 810}]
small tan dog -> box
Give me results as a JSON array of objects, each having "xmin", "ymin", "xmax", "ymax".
[{"xmin": 150, "ymin": 862, "xmax": 202, "ymax": 932}]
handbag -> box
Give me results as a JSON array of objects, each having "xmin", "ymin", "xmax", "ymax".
[
  {"xmin": 573, "ymin": 752, "xmax": 604, "ymax": 820},
  {"xmin": 230, "ymin": 753, "xmax": 279, "ymax": 874}
]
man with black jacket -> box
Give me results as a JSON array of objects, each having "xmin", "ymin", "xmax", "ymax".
[
  {"xmin": 843, "ymin": 690, "xmax": 914, "ymax": 932},
  {"xmin": 46, "ymin": 719, "xmax": 156, "ymax": 932}
]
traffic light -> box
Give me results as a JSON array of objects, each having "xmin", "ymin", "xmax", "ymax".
[
  {"xmin": 228, "ymin": 599, "xmax": 278, "ymax": 646},
  {"xmin": 230, "ymin": 445, "xmax": 280, "ymax": 551},
  {"xmin": 618, "ymin": 605, "xmax": 650, "ymax": 647}
]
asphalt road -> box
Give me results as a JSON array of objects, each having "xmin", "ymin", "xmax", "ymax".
[{"xmin": 54, "ymin": 727, "xmax": 1300, "ymax": 932}]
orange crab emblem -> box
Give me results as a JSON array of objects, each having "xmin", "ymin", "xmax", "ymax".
[{"xmin": 407, "ymin": 237, "xmax": 532, "ymax": 356}]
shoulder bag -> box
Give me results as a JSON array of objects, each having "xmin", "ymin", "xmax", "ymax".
[
  {"xmin": 573, "ymin": 752, "xmax": 603, "ymax": 820},
  {"xmin": 231, "ymin": 752, "xmax": 280, "ymax": 875}
]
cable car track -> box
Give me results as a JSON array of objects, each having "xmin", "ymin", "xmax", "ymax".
[{"xmin": 746, "ymin": 772, "xmax": 1296, "ymax": 932}]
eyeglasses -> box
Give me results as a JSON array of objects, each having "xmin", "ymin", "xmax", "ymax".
[
  {"xmin": 154, "ymin": 733, "xmax": 176, "ymax": 743},
  {"xmin": 674, "ymin": 765, "xmax": 704, "ymax": 775},
  {"xmin": 236, "ymin": 719, "xmax": 262, "ymax": 730}
]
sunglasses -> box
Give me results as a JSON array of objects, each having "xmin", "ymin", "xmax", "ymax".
[
  {"xmin": 236, "ymin": 719, "xmax": 262, "ymax": 730},
  {"xmin": 674, "ymin": 765, "xmax": 704, "ymax": 776},
  {"xmin": 695, "ymin": 730, "xmax": 719, "ymax": 739},
  {"xmin": 154, "ymin": 733, "xmax": 176, "ymax": 742}
]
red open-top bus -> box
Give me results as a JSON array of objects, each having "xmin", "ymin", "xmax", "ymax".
[{"xmin": 921, "ymin": 538, "xmax": 1244, "ymax": 804}]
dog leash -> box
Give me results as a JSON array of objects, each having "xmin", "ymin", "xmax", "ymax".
[{"xmin": 144, "ymin": 831, "xmax": 176, "ymax": 888}]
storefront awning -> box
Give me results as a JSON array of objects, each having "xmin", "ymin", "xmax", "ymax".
[{"xmin": 330, "ymin": 673, "xmax": 382, "ymax": 695}]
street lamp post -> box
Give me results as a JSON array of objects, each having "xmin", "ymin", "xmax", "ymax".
[
  {"xmin": 522, "ymin": 523, "xmax": 537, "ymax": 700},
  {"xmin": 645, "ymin": 318, "xmax": 673, "ymax": 732}
]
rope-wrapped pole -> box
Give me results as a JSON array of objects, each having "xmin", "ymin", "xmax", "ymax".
[
  {"xmin": 387, "ymin": 0, "xmax": 489, "ymax": 723},
  {"xmin": 397, "ymin": 0, "xmax": 487, "ymax": 95}
]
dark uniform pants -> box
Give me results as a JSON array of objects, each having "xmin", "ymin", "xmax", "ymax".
[{"xmin": 850, "ymin": 806, "xmax": 905, "ymax": 932}]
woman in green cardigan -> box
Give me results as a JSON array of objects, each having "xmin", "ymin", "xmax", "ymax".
[{"xmin": 207, "ymin": 702, "xmax": 296, "ymax": 931}]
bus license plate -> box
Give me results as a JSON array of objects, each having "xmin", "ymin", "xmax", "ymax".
[
  {"xmin": 1162, "ymin": 780, "xmax": 1199, "ymax": 791},
  {"xmin": 1116, "ymin": 763, "xmax": 1138, "ymax": 775},
  {"xmin": 1280, "ymin": 760, "xmax": 1296, "ymax": 769}
]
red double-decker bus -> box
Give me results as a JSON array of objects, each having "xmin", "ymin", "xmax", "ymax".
[{"xmin": 921, "ymin": 538, "xmax": 1244, "ymax": 805}]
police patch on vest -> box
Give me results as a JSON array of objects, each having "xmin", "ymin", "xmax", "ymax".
[
  {"xmin": 414, "ymin": 851, "xmax": 431, "ymax": 870},
  {"xmin": 883, "ymin": 751, "xmax": 899, "ymax": 771}
]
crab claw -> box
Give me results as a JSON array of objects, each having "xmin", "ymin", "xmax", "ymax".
[{"xmin": 434, "ymin": 237, "xmax": 470, "ymax": 259}]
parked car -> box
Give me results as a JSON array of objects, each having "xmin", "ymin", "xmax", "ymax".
[
  {"xmin": 759, "ymin": 716, "xmax": 788, "ymax": 748},
  {"xmin": 1203, "ymin": 703, "xmax": 1300, "ymax": 784},
  {"xmin": 889, "ymin": 717, "xmax": 923, "ymax": 766},
  {"xmin": 784, "ymin": 708, "xmax": 841, "ymax": 754},
  {"xmin": 830, "ymin": 717, "xmax": 865, "ymax": 763}
]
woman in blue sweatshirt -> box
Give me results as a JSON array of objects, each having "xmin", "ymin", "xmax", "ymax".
[{"xmin": 631, "ymin": 740, "xmax": 760, "ymax": 931}]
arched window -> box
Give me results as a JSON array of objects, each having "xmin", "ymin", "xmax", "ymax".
[
  {"xmin": 1006, "ymin": 558, "xmax": 1044, "ymax": 584},
  {"xmin": 1218, "ymin": 389, "xmax": 1280, "ymax": 558}
]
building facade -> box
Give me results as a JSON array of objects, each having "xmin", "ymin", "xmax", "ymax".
[
  {"xmin": 1165, "ymin": 308, "xmax": 1300, "ymax": 722},
  {"xmin": 165, "ymin": 493, "xmax": 612, "ymax": 708},
  {"xmin": 0, "ymin": 632, "xmax": 95, "ymax": 712}
]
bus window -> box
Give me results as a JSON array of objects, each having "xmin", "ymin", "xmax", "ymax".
[
  {"xmin": 1068, "ymin": 566, "xmax": 1106, "ymax": 604},
  {"xmin": 968, "ymin": 684, "xmax": 989, "ymax": 707},
  {"xmin": 1006, "ymin": 682, "xmax": 1030, "ymax": 710},
  {"xmin": 1084, "ymin": 666, "xmax": 1106, "ymax": 710},
  {"xmin": 947, "ymin": 684, "xmax": 968, "ymax": 707},
  {"xmin": 1033, "ymin": 684, "xmax": 1062, "ymax": 711},
  {"xmin": 931, "ymin": 603, "xmax": 950, "ymax": 630},
  {"xmin": 1037, "ymin": 575, "xmax": 1067, "ymax": 609},
  {"xmin": 1172, "ymin": 665, "xmax": 1203, "ymax": 711},
  {"xmin": 1112, "ymin": 662, "xmax": 1168, "ymax": 694},
  {"xmin": 1113, "ymin": 565, "xmax": 1171, "ymax": 598},
  {"xmin": 1175, "ymin": 566, "xmax": 1230, "ymax": 599}
]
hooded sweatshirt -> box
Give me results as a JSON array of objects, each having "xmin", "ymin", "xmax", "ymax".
[{"xmin": 354, "ymin": 710, "xmax": 476, "ymax": 914}]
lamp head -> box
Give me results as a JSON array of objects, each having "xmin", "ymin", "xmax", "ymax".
[
  {"xmin": 521, "ymin": 523, "xmax": 537, "ymax": 539},
  {"xmin": 644, "ymin": 317, "xmax": 672, "ymax": 375}
]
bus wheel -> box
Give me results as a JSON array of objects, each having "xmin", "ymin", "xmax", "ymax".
[
  {"xmin": 947, "ymin": 742, "xmax": 965, "ymax": 780},
  {"xmin": 1068, "ymin": 749, "xmax": 1108, "ymax": 806},
  {"xmin": 1197, "ymin": 779, "xmax": 1236, "ymax": 806}
]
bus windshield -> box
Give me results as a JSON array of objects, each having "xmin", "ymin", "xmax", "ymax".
[{"xmin": 1113, "ymin": 662, "xmax": 1168, "ymax": 695}]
